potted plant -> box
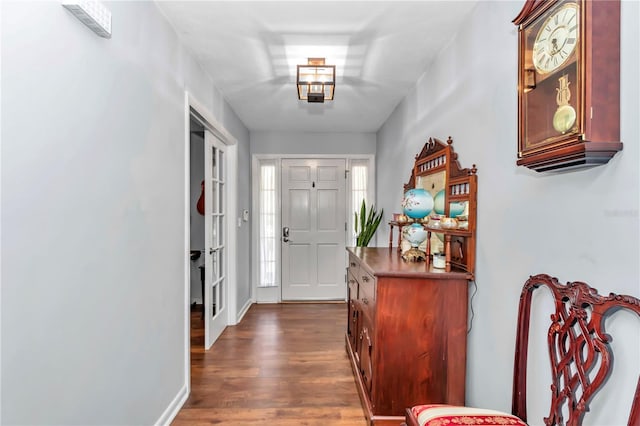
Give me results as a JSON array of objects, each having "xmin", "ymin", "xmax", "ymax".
[{"xmin": 354, "ymin": 199, "xmax": 384, "ymax": 247}]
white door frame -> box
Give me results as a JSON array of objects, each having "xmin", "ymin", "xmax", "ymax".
[
  {"xmin": 251, "ymin": 154, "xmax": 376, "ymax": 303},
  {"xmin": 183, "ymin": 92, "xmax": 238, "ymax": 390}
]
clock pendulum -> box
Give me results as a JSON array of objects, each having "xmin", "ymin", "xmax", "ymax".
[{"xmin": 553, "ymin": 74, "xmax": 576, "ymax": 134}]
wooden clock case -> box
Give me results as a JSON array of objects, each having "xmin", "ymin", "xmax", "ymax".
[{"xmin": 513, "ymin": 0, "xmax": 622, "ymax": 172}]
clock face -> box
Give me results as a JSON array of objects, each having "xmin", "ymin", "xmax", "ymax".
[{"xmin": 532, "ymin": 3, "xmax": 579, "ymax": 74}]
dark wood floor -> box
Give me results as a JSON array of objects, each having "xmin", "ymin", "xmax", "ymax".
[{"xmin": 172, "ymin": 303, "xmax": 367, "ymax": 425}]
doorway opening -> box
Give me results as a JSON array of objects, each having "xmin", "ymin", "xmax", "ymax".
[
  {"xmin": 188, "ymin": 111, "xmax": 230, "ymax": 350},
  {"xmin": 184, "ymin": 92, "xmax": 239, "ymax": 367},
  {"xmin": 188, "ymin": 116, "xmax": 207, "ymax": 347}
]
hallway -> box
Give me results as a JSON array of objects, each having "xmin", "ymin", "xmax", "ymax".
[{"xmin": 173, "ymin": 303, "xmax": 367, "ymax": 425}]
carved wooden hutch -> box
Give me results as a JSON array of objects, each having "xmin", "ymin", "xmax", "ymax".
[{"xmin": 346, "ymin": 137, "xmax": 477, "ymax": 425}]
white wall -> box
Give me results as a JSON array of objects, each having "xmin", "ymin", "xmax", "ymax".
[
  {"xmin": 251, "ymin": 131, "xmax": 376, "ymax": 155},
  {"xmin": 376, "ymin": 1, "xmax": 639, "ymax": 424},
  {"xmin": 1, "ymin": 1, "xmax": 249, "ymax": 424},
  {"xmin": 235, "ymin": 127, "xmax": 252, "ymax": 313}
]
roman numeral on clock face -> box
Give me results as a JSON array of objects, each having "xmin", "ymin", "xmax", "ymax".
[{"xmin": 531, "ymin": 2, "xmax": 579, "ymax": 73}]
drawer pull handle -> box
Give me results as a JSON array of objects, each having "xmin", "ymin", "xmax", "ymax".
[
  {"xmin": 350, "ymin": 262, "xmax": 356, "ymax": 267},
  {"xmin": 362, "ymin": 275, "xmax": 370, "ymax": 282}
]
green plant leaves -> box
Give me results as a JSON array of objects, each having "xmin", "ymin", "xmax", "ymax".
[{"xmin": 355, "ymin": 199, "xmax": 384, "ymax": 247}]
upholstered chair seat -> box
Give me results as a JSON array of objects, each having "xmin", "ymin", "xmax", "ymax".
[{"xmin": 409, "ymin": 404, "xmax": 527, "ymax": 426}]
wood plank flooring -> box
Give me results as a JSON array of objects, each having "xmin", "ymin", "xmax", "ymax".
[{"xmin": 172, "ymin": 303, "xmax": 367, "ymax": 426}]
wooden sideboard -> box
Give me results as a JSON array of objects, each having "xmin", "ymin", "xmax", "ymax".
[{"xmin": 346, "ymin": 247, "xmax": 471, "ymax": 425}]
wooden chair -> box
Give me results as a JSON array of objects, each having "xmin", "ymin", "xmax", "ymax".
[{"xmin": 404, "ymin": 273, "xmax": 640, "ymax": 426}]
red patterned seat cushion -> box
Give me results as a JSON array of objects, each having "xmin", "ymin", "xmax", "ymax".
[{"xmin": 410, "ymin": 404, "xmax": 528, "ymax": 426}]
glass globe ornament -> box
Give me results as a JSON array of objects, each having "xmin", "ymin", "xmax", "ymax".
[
  {"xmin": 433, "ymin": 190, "xmax": 445, "ymax": 215},
  {"xmin": 402, "ymin": 223, "xmax": 428, "ymax": 262},
  {"xmin": 402, "ymin": 188, "xmax": 434, "ymax": 219},
  {"xmin": 449, "ymin": 201, "xmax": 465, "ymax": 218},
  {"xmin": 403, "ymin": 223, "xmax": 428, "ymax": 248},
  {"xmin": 434, "ymin": 189, "xmax": 466, "ymax": 218}
]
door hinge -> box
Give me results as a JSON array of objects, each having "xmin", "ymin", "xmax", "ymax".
[
  {"xmin": 345, "ymin": 222, "xmax": 347, "ymax": 231},
  {"xmin": 345, "ymin": 169, "xmax": 349, "ymax": 179}
]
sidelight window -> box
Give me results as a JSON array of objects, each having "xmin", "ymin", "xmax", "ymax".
[
  {"xmin": 349, "ymin": 160, "xmax": 370, "ymax": 245},
  {"xmin": 258, "ymin": 161, "xmax": 277, "ymax": 288}
]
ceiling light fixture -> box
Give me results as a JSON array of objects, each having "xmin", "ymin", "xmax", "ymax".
[{"xmin": 296, "ymin": 58, "xmax": 335, "ymax": 103}]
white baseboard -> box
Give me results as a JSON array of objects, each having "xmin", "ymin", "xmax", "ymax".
[
  {"xmin": 154, "ymin": 383, "xmax": 188, "ymax": 426},
  {"xmin": 235, "ymin": 299, "xmax": 254, "ymax": 324}
]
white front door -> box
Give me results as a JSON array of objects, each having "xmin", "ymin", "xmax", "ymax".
[
  {"xmin": 204, "ymin": 130, "xmax": 227, "ymax": 349},
  {"xmin": 281, "ymin": 159, "xmax": 346, "ymax": 300}
]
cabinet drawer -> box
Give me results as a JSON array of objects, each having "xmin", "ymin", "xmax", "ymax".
[
  {"xmin": 348, "ymin": 272, "xmax": 358, "ymax": 300},
  {"xmin": 348, "ymin": 253, "xmax": 360, "ymax": 280},
  {"xmin": 359, "ymin": 270, "xmax": 376, "ymax": 317}
]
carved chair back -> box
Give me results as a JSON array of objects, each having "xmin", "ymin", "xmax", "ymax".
[{"xmin": 513, "ymin": 274, "xmax": 640, "ymax": 425}]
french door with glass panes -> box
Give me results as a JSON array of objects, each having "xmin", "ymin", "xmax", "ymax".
[{"xmin": 204, "ymin": 130, "xmax": 227, "ymax": 349}]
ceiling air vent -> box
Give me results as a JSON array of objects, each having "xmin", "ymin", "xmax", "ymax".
[{"xmin": 62, "ymin": 1, "xmax": 112, "ymax": 39}]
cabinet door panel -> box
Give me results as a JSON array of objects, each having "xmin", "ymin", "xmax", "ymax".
[
  {"xmin": 348, "ymin": 298, "xmax": 359, "ymax": 350},
  {"xmin": 359, "ymin": 312, "xmax": 374, "ymax": 396}
]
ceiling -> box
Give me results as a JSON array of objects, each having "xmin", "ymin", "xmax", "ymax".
[{"xmin": 156, "ymin": 1, "xmax": 478, "ymax": 133}]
